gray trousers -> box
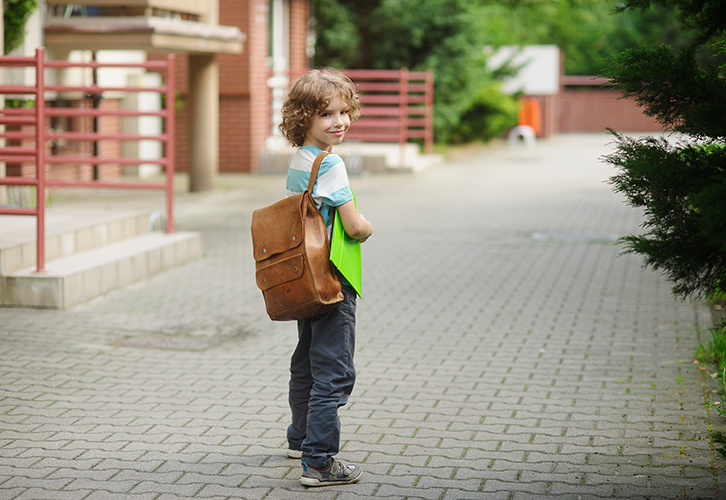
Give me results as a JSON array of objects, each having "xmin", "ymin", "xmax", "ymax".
[{"xmin": 287, "ymin": 285, "xmax": 357, "ymax": 468}]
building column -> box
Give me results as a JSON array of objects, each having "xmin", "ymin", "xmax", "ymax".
[{"xmin": 188, "ymin": 54, "xmax": 219, "ymax": 192}]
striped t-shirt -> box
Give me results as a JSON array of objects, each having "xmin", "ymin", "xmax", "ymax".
[{"xmin": 286, "ymin": 146, "xmax": 354, "ymax": 233}]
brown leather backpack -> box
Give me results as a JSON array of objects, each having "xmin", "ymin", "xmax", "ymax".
[{"xmin": 251, "ymin": 152, "xmax": 343, "ymax": 321}]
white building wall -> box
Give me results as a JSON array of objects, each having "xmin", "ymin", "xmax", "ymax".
[{"xmin": 486, "ymin": 45, "xmax": 560, "ymax": 96}]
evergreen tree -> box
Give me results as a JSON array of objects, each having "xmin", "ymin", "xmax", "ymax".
[{"xmin": 602, "ymin": 0, "xmax": 726, "ymax": 299}]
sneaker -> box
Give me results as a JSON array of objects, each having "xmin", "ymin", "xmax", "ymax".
[
  {"xmin": 286, "ymin": 449, "xmax": 302, "ymax": 459},
  {"xmin": 300, "ymin": 459, "xmax": 362, "ymax": 487}
]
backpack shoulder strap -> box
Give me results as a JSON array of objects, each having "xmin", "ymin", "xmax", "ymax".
[{"xmin": 307, "ymin": 151, "xmax": 329, "ymax": 193}]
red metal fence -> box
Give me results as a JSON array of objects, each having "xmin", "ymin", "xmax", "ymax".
[
  {"xmin": 344, "ymin": 69, "xmax": 434, "ymax": 154},
  {"xmin": 0, "ymin": 47, "xmax": 175, "ymax": 273}
]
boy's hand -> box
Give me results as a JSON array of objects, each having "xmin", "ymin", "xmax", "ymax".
[
  {"xmin": 338, "ymin": 200, "xmax": 373, "ymax": 242},
  {"xmin": 358, "ymin": 214, "xmax": 371, "ymax": 243}
]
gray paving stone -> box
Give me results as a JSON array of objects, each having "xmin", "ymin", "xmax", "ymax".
[
  {"xmin": 15, "ymin": 448, "xmax": 84, "ymax": 461},
  {"xmin": 46, "ymin": 467, "xmax": 118, "ymax": 482},
  {"xmin": 482, "ymin": 478, "xmax": 552, "ymax": 495},
  {"xmin": 0, "ymin": 488, "xmax": 24, "ymax": 500},
  {"xmin": 1, "ymin": 476, "xmax": 74, "ymax": 490},
  {"xmin": 2, "ymin": 134, "xmax": 726, "ymax": 498},
  {"xmin": 13, "ymin": 489, "xmax": 92, "ymax": 500},
  {"xmin": 82, "ymin": 492, "xmax": 158, "ymax": 500},
  {"xmin": 128, "ymin": 480, "xmax": 205, "ymax": 496},
  {"xmin": 155, "ymin": 496, "xmax": 228, "ymax": 500},
  {"xmin": 0, "ymin": 458, "xmax": 41, "ymax": 469},
  {"xmin": 73, "ymin": 449, "xmax": 148, "ymax": 461},
  {"xmin": 375, "ymin": 484, "xmax": 445, "ymax": 499},
  {"xmin": 197, "ymin": 483, "xmax": 271, "ymax": 499},
  {"xmin": 0, "ymin": 466, "xmax": 59, "ymax": 482}
]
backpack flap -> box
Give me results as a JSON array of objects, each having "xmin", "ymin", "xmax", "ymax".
[
  {"xmin": 255, "ymin": 254, "xmax": 305, "ymax": 291},
  {"xmin": 251, "ymin": 193, "xmax": 305, "ymax": 262}
]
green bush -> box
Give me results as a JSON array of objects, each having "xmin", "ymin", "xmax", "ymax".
[
  {"xmin": 4, "ymin": 98, "xmax": 34, "ymax": 108},
  {"xmin": 312, "ymin": 0, "xmax": 495, "ymax": 145},
  {"xmin": 697, "ymin": 325, "xmax": 726, "ymax": 379},
  {"xmin": 448, "ymin": 82, "xmax": 519, "ymax": 144},
  {"xmin": 697, "ymin": 323, "xmax": 726, "ymax": 460}
]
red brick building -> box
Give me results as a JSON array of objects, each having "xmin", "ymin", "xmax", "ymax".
[
  {"xmin": 492, "ymin": 46, "xmax": 663, "ymax": 139},
  {"xmin": 520, "ymin": 79, "xmax": 663, "ymax": 139},
  {"xmin": 11, "ymin": 0, "xmax": 311, "ymax": 184},
  {"xmin": 169, "ymin": 0, "xmax": 310, "ymax": 175},
  {"xmin": 557, "ymin": 77, "xmax": 662, "ymax": 133},
  {"xmin": 11, "ymin": 14, "xmax": 662, "ymax": 183}
]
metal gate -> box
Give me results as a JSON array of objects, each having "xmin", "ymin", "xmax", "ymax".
[{"xmin": 0, "ymin": 47, "xmax": 176, "ymax": 273}]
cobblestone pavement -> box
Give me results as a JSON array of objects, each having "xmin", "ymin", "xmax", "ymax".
[{"xmin": 1, "ymin": 133, "xmax": 725, "ymax": 499}]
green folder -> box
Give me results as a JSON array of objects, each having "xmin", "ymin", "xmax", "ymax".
[{"xmin": 330, "ymin": 190, "xmax": 363, "ymax": 297}]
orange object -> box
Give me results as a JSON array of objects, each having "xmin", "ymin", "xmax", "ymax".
[{"xmin": 518, "ymin": 98, "xmax": 542, "ymax": 137}]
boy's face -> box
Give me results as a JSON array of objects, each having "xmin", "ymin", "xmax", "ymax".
[{"xmin": 303, "ymin": 96, "xmax": 351, "ymax": 152}]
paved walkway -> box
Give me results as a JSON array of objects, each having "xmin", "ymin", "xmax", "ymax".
[{"xmin": 1, "ymin": 134, "xmax": 724, "ymax": 499}]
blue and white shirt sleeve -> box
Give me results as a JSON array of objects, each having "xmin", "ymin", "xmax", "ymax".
[{"xmin": 286, "ymin": 146, "xmax": 354, "ymax": 229}]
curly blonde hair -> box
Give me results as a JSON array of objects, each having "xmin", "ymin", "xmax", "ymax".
[{"xmin": 279, "ymin": 68, "xmax": 361, "ymax": 148}]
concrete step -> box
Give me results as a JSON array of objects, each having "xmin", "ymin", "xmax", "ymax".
[
  {"xmin": 0, "ymin": 208, "xmax": 154, "ymax": 275},
  {"xmin": 1, "ymin": 231, "xmax": 202, "ymax": 309}
]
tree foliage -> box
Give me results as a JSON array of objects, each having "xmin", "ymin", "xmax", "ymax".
[
  {"xmin": 605, "ymin": 45, "xmax": 726, "ymax": 138},
  {"xmin": 603, "ymin": 0, "xmax": 726, "ymax": 299},
  {"xmin": 312, "ymin": 0, "xmax": 709, "ymax": 144},
  {"xmin": 4, "ymin": 0, "xmax": 38, "ymax": 54},
  {"xmin": 311, "ymin": 0, "xmax": 361, "ymax": 70},
  {"xmin": 617, "ymin": 0, "xmax": 726, "ymax": 44},
  {"xmin": 476, "ymin": 0, "xmax": 617, "ymax": 75},
  {"xmin": 312, "ymin": 0, "xmax": 518, "ymax": 143},
  {"xmin": 471, "ymin": 0, "xmax": 701, "ymax": 75}
]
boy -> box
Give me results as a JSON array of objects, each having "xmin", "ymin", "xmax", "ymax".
[{"xmin": 278, "ymin": 68, "xmax": 373, "ymax": 487}]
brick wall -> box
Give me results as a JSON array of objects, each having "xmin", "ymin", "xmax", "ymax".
[
  {"xmin": 218, "ymin": 0, "xmax": 272, "ymax": 173},
  {"xmin": 96, "ymin": 98, "xmax": 122, "ymax": 179},
  {"xmin": 173, "ymin": 55, "xmax": 190, "ymax": 174},
  {"xmin": 558, "ymin": 86, "xmax": 663, "ymax": 133},
  {"xmin": 156, "ymin": 0, "xmax": 307, "ymax": 175},
  {"xmin": 288, "ymin": 0, "xmax": 310, "ymax": 73},
  {"xmin": 247, "ymin": 0, "xmax": 272, "ymax": 174},
  {"xmin": 4, "ymin": 2, "xmax": 311, "ymax": 181},
  {"xmin": 216, "ymin": 0, "xmax": 310, "ymax": 173}
]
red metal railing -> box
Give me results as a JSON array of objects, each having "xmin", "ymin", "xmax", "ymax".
[
  {"xmin": 280, "ymin": 68, "xmax": 434, "ymax": 153},
  {"xmin": 0, "ymin": 47, "xmax": 175, "ymax": 273},
  {"xmin": 344, "ymin": 69, "xmax": 434, "ymax": 154}
]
